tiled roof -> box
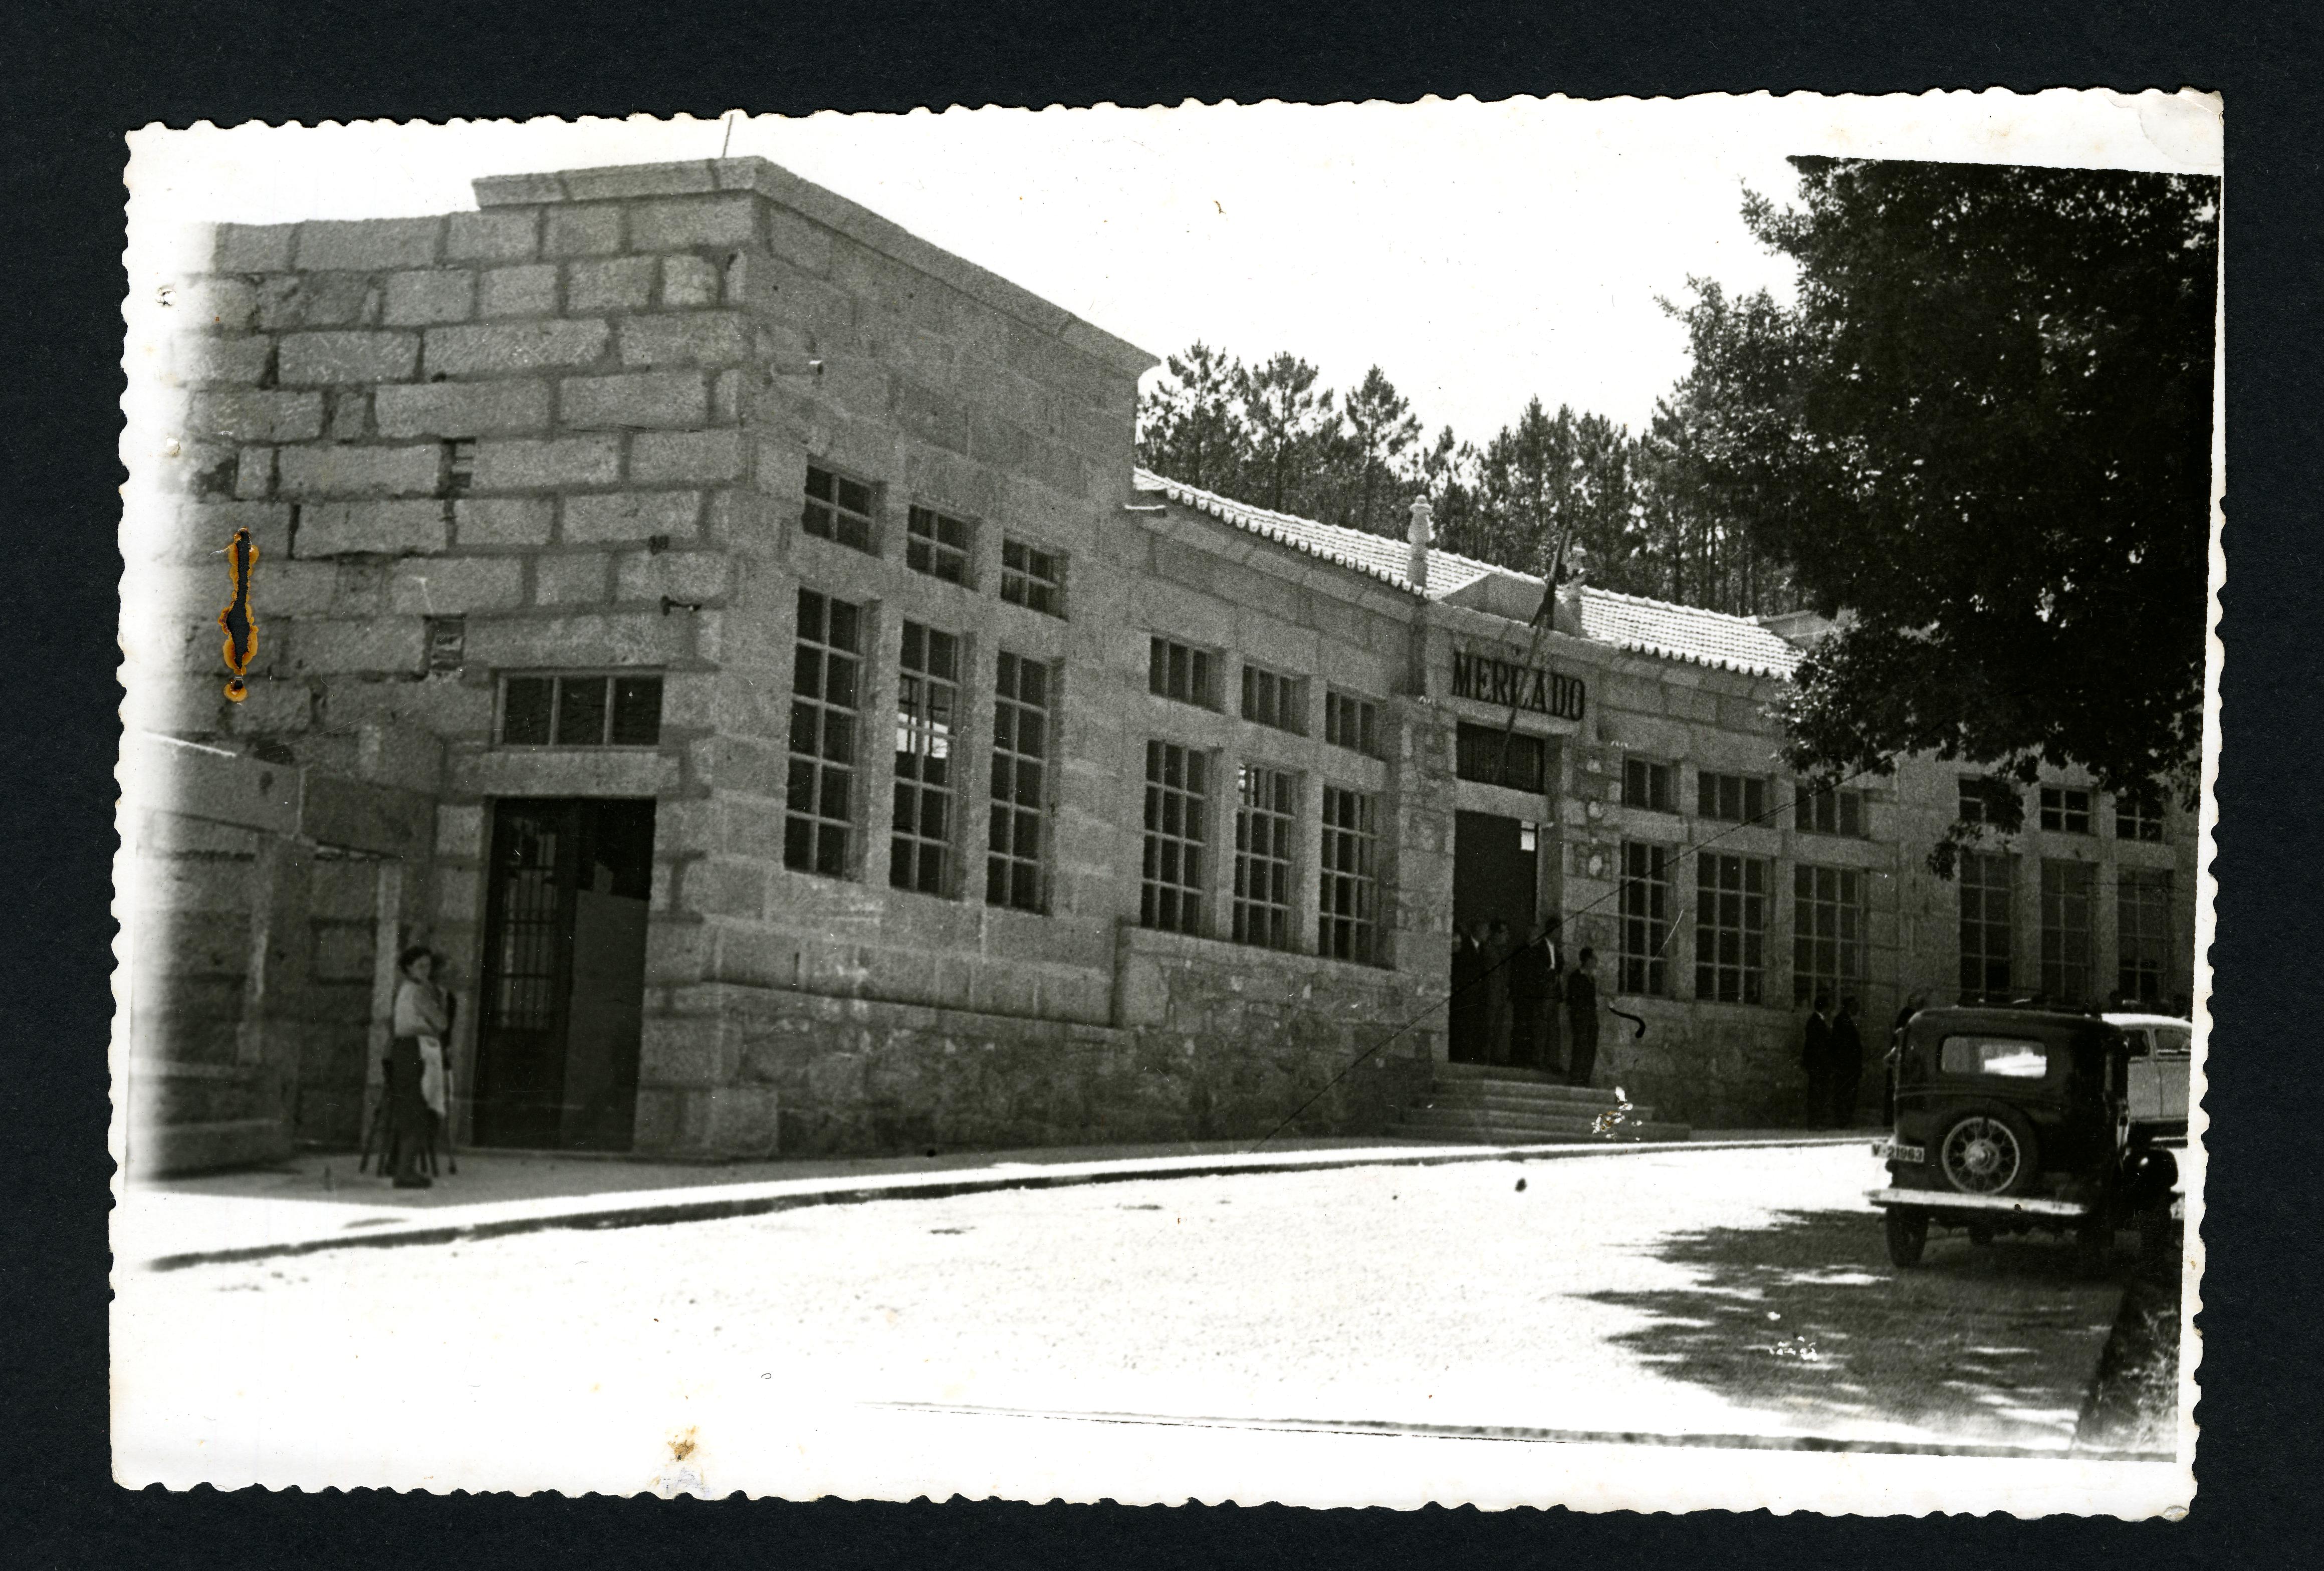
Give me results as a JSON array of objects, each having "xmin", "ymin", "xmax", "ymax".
[{"xmin": 1133, "ymin": 467, "xmax": 1804, "ymax": 680}]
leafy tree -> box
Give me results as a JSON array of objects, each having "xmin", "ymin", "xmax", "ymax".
[{"xmin": 1685, "ymin": 158, "xmax": 2219, "ymax": 850}]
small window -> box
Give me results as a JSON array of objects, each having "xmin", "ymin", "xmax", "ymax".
[
  {"xmin": 1623, "ymin": 758, "xmax": 1674, "ymax": 812},
  {"xmin": 1795, "ymin": 781, "xmax": 1865, "ymax": 837},
  {"xmin": 905, "ymin": 506, "xmax": 972, "ymax": 585},
  {"xmin": 2152, "ymin": 1024, "xmax": 2192, "ymax": 1056},
  {"xmin": 1697, "ymin": 771, "xmax": 1767, "ymax": 825},
  {"xmin": 2040, "ymin": 786, "xmax": 2093, "ymax": 834},
  {"xmin": 1149, "ymin": 637, "xmax": 1216, "ymax": 708},
  {"xmin": 1240, "ymin": 663, "xmax": 1307, "ymax": 735},
  {"xmin": 1455, "ymin": 723, "xmax": 1546, "ymax": 792},
  {"xmin": 2115, "ymin": 792, "xmax": 2165, "ymax": 842},
  {"xmin": 499, "ymin": 673, "xmax": 663, "ymax": 747},
  {"xmin": 802, "ymin": 464, "xmax": 876, "ymax": 553},
  {"xmin": 1959, "ymin": 778, "xmax": 2014, "ymax": 825},
  {"xmin": 1324, "ymin": 690, "xmax": 1380, "ymax": 758},
  {"xmin": 1002, "ymin": 537, "xmax": 1066, "ymax": 617},
  {"xmin": 1939, "ymin": 1036, "xmax": 2050, "ymax": 1079}
]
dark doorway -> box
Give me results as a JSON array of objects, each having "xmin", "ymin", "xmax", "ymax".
[
  {"xmin": 475, "ymin": 798, "xmax": 656, "ymax": 1150},
  {"xmin": 1449, "ymin": 810, "xmax": 1539, "ymax": 1064}
]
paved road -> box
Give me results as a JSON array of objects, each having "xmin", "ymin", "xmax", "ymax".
[{"xmin": 115, "ymin": 1144, "xmax": 2136, "ymax": 1494}]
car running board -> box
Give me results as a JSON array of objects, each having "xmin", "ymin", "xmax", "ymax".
[{"xmin": 1865, "ymin": 1188, "xmax": 2093, "ymax": 1219}]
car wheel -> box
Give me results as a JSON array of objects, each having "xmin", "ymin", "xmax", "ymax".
[
  {"xmin": 1884, "ymin": 1208, "xmax": 1928, "ymax": 1268},
  {"xmin": 1936, "ymin": 1107, "xmax": 2040, "ymax": 1197}
]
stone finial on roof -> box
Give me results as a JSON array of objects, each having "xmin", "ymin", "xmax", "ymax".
[{"xmin": 1407, "ymin": 496, "xmax": 1434, "ymax": 595}]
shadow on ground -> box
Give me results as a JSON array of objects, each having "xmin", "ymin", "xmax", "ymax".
[{"xmin": 1583, "ymin": 1207, "xmax": 2133, "ymax": 1447}]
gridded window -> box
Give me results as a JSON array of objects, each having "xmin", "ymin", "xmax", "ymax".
[
  {"xmin": 1149, "ymin": 637, "xmax": 1216, "ymax": 707},
  {"xmin": 1001, "ymin": 538, "xmax": 1065, "ymax": 616},
  {"xmin": 889, "ymin": 621, "xmax": 960, "ymax": 896},
  {"xmin": 2040, "ymin": 786, "xmax": 2094, "ymax": 834},
  {"xmin": 986, "ymin": 652, "xmax": 1051, "ymax": 913},
  {"xmin": 1698, "ymin": 771, "xmax": 1768, "ymax": 824},
  {"xmin": 1695, "ymin": 852, "xmax": 1768, "ymax": 1004},
  {"xmin": 1959, "ymin": 778, "xmax": 2014, "ymax": 824},
  {"xmin": 1141, "ymin": 741, "xmax": 1209, "ymax": 934},
  {"xmin": 1232, "ymin": 765, "xmax": 1297, "ymax": 949},
  {"xmin": 1241, "ymin": 664, "xmax": 1307, "ymax": 734},
  {"xmin": 1324, "ymin": 690, "xmax": 1380, "ymax": 757},
  {"xmin": 1455, "ymin": 722, "xmax": 1546, "ymax": 792},
  {"xmin": 1958, "ymin": 849, "xmax": 2014, "ymax": 1002},
  {"xmin": 2040, "ymin": 859, "xmax": 2095, "ymax": 1004},
  {"xmin": 1793, "ymin": 865, "xmax": 1865, "ymax": 1005},
  {"xmin": 905, "ymin": 506, "xmax": 972, "ymax": 584},
  {"xmin": 802, "ymin": 464, "xmax": 876, "ymax": 553},
  {"xmin": 785, "ymin": 588, "xmax": 862, "ymax": 877},
  {"xmin": 1623, "ymin": 758, "xmax": 1675, "ymax": 812},
  {"xmin": 2118, "ymin": 866, "xmax": 2175, "ymax": 1004},
  {"xmin": 500, "ymin": 672, "xmax": 663, "ymax": 747},
  {"xmin": 1320, "ymin": 787, "xmax": 1381, "ymax": 964},
  {"xmin": 2116, "ymin": 793, "xmax": 2165, "ymax": 842},
  {"xmin": 1618, "ymin": 841, "xmax": 1672, "ymax": 996},
  {"xmin": 1795, "ymin": 782, "xmax": 1865, "ymax": 837}
]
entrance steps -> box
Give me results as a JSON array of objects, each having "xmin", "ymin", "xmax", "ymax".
[{"xmin": 1390, "ymin": 1062, "xmax": 1691, "ymax": 1145}]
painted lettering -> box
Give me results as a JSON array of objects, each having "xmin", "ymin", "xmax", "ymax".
[{"xmin": 1448, "ymin": 648, "xmax": 1587, "ymax": 722}]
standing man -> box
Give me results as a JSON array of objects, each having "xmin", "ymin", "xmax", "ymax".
[
  {"xmin": 1801, "ymin": 993, "xmax": 1834, "ymax": 1128},
  {"xmin": 1482, "ymin": 919, "xmax": 1516, "ymax": 1066},
  {"xmin": 1885, "ymin": 992, "xmax": 1924, "ymax": 1125},
  {"xmin": 1507, "ymin": 920, "xmax": 1553, "ymax": 1072},
  {"xmin": 1831, "ymin": 997, "xmax": 1866, "ymax": 1128},
  {"xmin": 1564, "ymin": 947, "xmax": 1602, "ymax": 1089},
  {"xmin": 1449, "ymin": 920, "xmax": 1487, "ymax": 1062}
]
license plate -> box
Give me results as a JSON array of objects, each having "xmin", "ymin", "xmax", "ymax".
[{"xmin": 1876, "ymin": 1140, "xmax": 1925, "ymax": 1164}]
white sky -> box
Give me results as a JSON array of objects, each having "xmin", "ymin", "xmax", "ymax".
[{"xmin": 131, "ymin": 91, "xmax": 2218, "ymax": 441}]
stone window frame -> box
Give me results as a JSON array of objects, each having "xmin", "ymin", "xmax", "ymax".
[
  {"xmin": 1140, "ymin": 738, "xmax": 1212, "ymax": 936},
  {"xmin": 1001, "ymin": 536, "xmax": 1067, "ymax": 617},
  {"xmin": 1792, "ymin": 863, "xmax": 1865, "ymax": 1006},
  {"xmin": 904, "ymin": 504, "xmax": 975, "ymax": 587},
  {"xmin": 1617, "ymin": 839, "xmax": 1674, "ymax": 998},
  {"xmin": 496, "ymin": 669, "xmax": 665, "ymax": 749},
  {"xmin": 1622, "ymin": 756, "xmax": 1676, "ymax": 813},
  {"xmin": 2115, "ymin": 791, "xmax": 2166, "ymax": 843},
  {"xmin": 1958, "ymin": 848, "xmax": 2014, "ymax": 1002},
  {"xmin": 1794, "ymin": 779, "xmax": 1866, "ymax": 838},
  {"xmin": 2117, "ymin": 865, "xmax": 2175, "ymax": 1003},
  {"xmin": 1318, "ymin": 784, "xmax": 1382, "ymax": 966},
  {"xmin": 1694, "ymin": 850, "xmax": 1769, "ymax": 1005},
  {"xmin": 2039, "ymin": 857, "xmax": 2096, "ymax": 1004},
  {"xmin": 1323, "ymin": 688, "xmax": 1381, "ymax": 759},
  {"xmin": 1240, "ymin": 661, "xmax": 1308, "ymax": 737},
  {"xmin": 785, "ymin": 587, "xmax": 866, "ymax": 879},
  {"xmin": 889, "ymin": 619, "xmax": 963, "ymax": 899},
  {"xmin": 1231, "ymin": 762, "xmax": 1299, "ymax": 950},
  {"xmin": 2039, "ymin": 785, "xmax": 2095, "ymax": 835},
  {"xmin": 1697, "ymin": 769, "xmax": 1770, "ymax": 826},
  {"xmin": 1148, "ymin": 635, "xmax": 1219, "ymax": 710},
  {"xmin": 802, "ymin": 461, "xmax": 881, "ymax": 556},
  {"xmin": 986, "ymin": 650, "xmax": 1055, "ymax": 915}
]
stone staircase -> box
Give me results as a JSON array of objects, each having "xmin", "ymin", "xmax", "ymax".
[{"xmin": 1390, "ymin": 1062, "xmax": 1691, "ymax": 1145}]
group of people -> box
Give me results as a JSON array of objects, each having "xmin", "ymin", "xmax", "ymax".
[
  {"xmin": 1449, "ymin": 918, "xmax": 1603, "ymax": 1087},
  {"xmin": 1798, "ymin": 993, "xmax": 1864, "ymax": 1127}
]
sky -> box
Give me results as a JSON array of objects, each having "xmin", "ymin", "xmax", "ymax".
[{"xmin": 129, "ymin": 91, "xmax": 2219, "ymax": 443}]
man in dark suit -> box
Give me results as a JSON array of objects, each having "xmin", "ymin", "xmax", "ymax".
[
  {"xmin": 1801, "ymin": 993, "xmax": 1834, "ymax": 1128},
  {"xmin": 1564, "ymin": 948, "xmax": 1602, "ymax": 1089},
  {"xmin": 1830, "ymin": 996, "xmax": 1866, "ymax": 1128}
]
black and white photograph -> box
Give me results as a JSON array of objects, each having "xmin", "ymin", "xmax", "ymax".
[{"xmin": 109, "ymin": 93, "xmax": 2220, "ymax": 1513}]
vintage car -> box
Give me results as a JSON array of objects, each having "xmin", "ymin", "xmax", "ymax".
[
  {"xmin": 1869, "ymin": 1005, "xmax": 2179, "ymax": 1269},
  {"xmin": 2105, "ymin": 1010, "xmax": 2194, "ymax": 1143}
]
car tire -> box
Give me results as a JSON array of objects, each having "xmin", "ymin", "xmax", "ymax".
[
  {"xmin": 1935, "ymin": 1105, "xmax": 2041, "ymax": 1197},
  {"xmin": 1884, "ymin": 1207, "xmax": 1928, "ymax": 1268}
]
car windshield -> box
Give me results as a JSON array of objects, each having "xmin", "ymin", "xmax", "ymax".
[
  {"xmin": 1939, "ymin": 1036, "xmax": 2050, "ymax": 1078},
  {"xmin": 2154, "ymin": 1025, "xmax": 2192, "ymax": 1055}
]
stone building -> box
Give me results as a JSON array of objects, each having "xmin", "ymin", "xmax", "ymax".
[{"xmin": 121, "ymin": 157, "xmax": 2201, "ymax": 1171}]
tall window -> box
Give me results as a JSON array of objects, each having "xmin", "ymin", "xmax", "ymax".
[
  {"xmin": 1455, "ymin": 722, "xmax": 1546, "ymax": 792},
  {"xmin": 1795, "ymin": 781, "xmax": 1865, "ymax": 837},
  {"xmin": 1698, "ymin": 771, "xmax": 1768, "ymax": 825},
  {"xmin": 1958, "ymin": 849, "xmax": 2014, "ymax": 1002},
  {"xmin": 1241, "ymin": 663, "xmax": 1307, "ymax": 734},
  {"xmin": 2040, "ymin": 859, "xmax": 2095, "ymax": 1003},
  {"xmin": 786, "ymin": 588, "xmax": 862, "ymax": 877},
  {"xmin": 1623, "ymin": 758, "xmax": 1674, "ymax": 812},
  {"xmin": 2116, "ymin": 792, "xmax": 2165, "ymax": 842},
  {"xmin": 1141, "ymin": 741, "xmax": 1209, "ymax": 935},
  {"xmin": 1319, "ymin": 787, "xmax": 1381, "ymax": 964},
  {"xmin": 1001, "ymin": 538, "xmax": 1065, "ymax": 616},
  {"xmin": 1324, "ymin": 690, "xmax": 1380, "ymax": 757},
  {"xmin": 2040, "ymin": 786, "xmax": 2093, "ymax": 834},
  {"xmin": 889, "ymin": 621, "xmax": 959, "ymax": 896},
  {"xmin": 1149, "ymin": 637, "xmax": 1215, "ymax": 708},
  {"xmin": 1232, "ymin": 765, "xmax": 1297, "ymax": 949},
  {"xmin": 2118, "ymin": 866, "xmax": 2175, "ymax": 1004},
  {"xmin": 1695, "ymin": 852, "xmax": 1767, "ymax": 1004},
  {"xmin": 500, "ymin": 672, "xmax": 662, "ymax": 747},
  {"xmin": 802, "ymin": 464, "xmax": 875, "ymax": 553},
  {"xmin": 986, "ymin": 651, "xmax": 1051, "ymax": 913},
  {"xmin": 905, "ymin": 506, "xmax": 971, "ymax": 584},
  {"xmin": 1793, "ymin": 864, "xmax": 1865, "ymax": 1005},
  {"xmin": 1618, "ymin": 841, "xmax": 1672, "ymax": 996}
]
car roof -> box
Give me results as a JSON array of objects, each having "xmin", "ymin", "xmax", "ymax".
[
  {"xmin": 2103, "ymin": 1012, "xmax": 2192, "ymax": 1028},
  {"xmin": 1910, "ymin": 1005, "xmax": 2114, "ymax": 1036}
]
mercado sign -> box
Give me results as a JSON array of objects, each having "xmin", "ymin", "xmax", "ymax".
[{"xmin": 1450, "ymin": 649, "xmax": 1586, "ymax": 722}]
